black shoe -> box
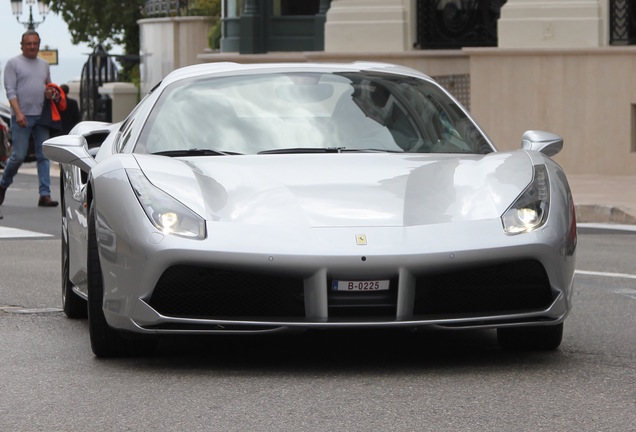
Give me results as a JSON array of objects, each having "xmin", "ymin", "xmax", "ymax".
[
  {"xmin": 38, "ymin": 195, "xmax": 59, "ymax": 207},
  {"xmin": 0, "ymin": 185, "xmax": 6, "ymax": 206}
]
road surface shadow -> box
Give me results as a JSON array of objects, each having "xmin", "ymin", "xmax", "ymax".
[{"xmin": 114, "ymin": 327, "xmax": 564, "ymax": 373}]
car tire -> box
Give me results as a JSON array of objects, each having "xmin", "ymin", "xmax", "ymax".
[
  {"xmin": 87, "ymin": 201, "xmax": 156, "ymax": 357},
  {"xmin": 61, "ymin": 220, "xmax": 87, "ymax": 319},
  {"xmin": 497, "ymin": 323, "xmax": 563, "ymax": 351}
]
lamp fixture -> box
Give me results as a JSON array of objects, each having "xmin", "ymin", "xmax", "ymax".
[{"xmin": 10, "ymin": 0, "xmax": 49, "ymax": 30}]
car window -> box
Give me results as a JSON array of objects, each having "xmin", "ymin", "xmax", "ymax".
[
  {"xmin": 135, "ymin": 71, "xmax": 493, "ymax": 155},
  {"xmin": 115, "ymin": 92, "xmax": 157, "ymax": 153}
]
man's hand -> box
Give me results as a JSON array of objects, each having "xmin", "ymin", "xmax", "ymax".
[
  {"xmin": 8, "ymin": 98, "xmax": 27, "ymax": 128},
  {"xmin": 15, "ymin": 112, "xmax": 27, "ymax": 128}
]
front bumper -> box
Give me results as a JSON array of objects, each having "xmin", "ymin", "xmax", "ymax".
[{"xmin": 96, "ymin": 216, "xmax": 575, "ymax": 335}]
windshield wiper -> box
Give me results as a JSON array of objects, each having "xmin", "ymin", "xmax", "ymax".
[
  {"xmin": 153, "ymin": 149, "xmax": 241, "ymax": 157},
  {"xmin": 340, "ymin": 148, "xmax": 404, "ymax": 153},
  {"xmin": 258, "ymin": 147, "xmax": 406, "ymax": 155},
  {"xmin": 258, "ymin": 147, "xmax": 346, "ymax": 155}
]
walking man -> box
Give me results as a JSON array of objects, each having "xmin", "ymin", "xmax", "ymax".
[{"xmin": 0, "ymin": 30, "xmax": 58, "ymax": 208}]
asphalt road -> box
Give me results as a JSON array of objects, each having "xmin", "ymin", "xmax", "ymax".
[{"xmin": 0, "ymin": 168, "xmax": 634, "ymax": 431}]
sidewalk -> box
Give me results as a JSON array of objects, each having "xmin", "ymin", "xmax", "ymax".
[{"xmin": 13, "ymin": 164, "xmax": 636, "ymax": 225}]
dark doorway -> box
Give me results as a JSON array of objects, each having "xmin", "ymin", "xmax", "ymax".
[{"xmin": 278, "ymin": 0, "xmax": 321, "ymax": 15}]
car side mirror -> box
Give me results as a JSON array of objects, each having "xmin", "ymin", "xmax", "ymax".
[
  {"xmin": 521, "ymin": 130, "xmax": 563, "ymax": 157},
  {"xmin": 43, "ymin": 134, "xmax": 96, "ymax": 173}
]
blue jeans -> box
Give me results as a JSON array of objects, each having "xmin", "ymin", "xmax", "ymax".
[{"xmin": 0, "ymin": 114, "xmax": 51, "ymax": 197}]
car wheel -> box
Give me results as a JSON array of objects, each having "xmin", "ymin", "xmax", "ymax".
[
  {"xmin": 87, "ymin": 201, "xmax": 156, "ymax": 357},
  {"xmin": 61, "ymin": 219, "xmax": 87, "ymax": 319},
  {"xmin": 497, "ymin": 323, "xmax": 563, "ymax": 351}
]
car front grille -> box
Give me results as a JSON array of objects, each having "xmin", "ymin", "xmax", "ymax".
[
  {"xmin": 412, "ymin": 259, "xmax": 553, "ymax": 316},
  {"xmin": 148, "ymin": 265, "xmax": 306, "ymax": 318},
  {"xmin": 147, "ymin": 260, "xmax": 554, "ymax": 322}
]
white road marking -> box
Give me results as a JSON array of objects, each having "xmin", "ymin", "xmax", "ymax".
[
  {"xmin": 612, "ymin": 289, "xmax": 636, "ymax": 300},
  {"xmin": 17, "ymin": 164, "xmax": 60, "ymax": 178},
  {"xmin": 0, "ymin": 306, "xmax": 63, "ymax": 314},
  {"xmin": 575, "ymin": 270, "xmax": 636, "ymax": 280},
  {"xmin": 575, "ymin": 270, "xmax": 636, "ymax": 300},
  {"xmin": 578, "ymin": 223, "xmax": 636, "ymax": 232},
  {"xmin": 0, "ymin": 226, "xmax": 53, "ymax": 239}
]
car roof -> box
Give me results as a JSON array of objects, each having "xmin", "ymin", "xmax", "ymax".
[{"xmin": 160, "ymin": 62, "xmax": 433, "ymax": 87}]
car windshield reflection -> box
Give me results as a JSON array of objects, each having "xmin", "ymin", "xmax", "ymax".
[{"xmin": 137, "ymin": 71, "xmax": 493, "ymax": 156}]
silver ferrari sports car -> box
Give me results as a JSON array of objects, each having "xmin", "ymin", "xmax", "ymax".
[{"xmin": 43, "ymin": 62, "xmax": 577, "ymax": 357}]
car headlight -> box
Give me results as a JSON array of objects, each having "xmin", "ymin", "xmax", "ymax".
[
  {"xmin": 126, "ymin": 169, "xmax": 206, "ymax": 239},
  {"xmin": 502, "ymin": 165, "xmax": 549, "ymax": 235}
]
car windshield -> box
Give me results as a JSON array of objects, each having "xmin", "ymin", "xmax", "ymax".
[{"xmin": 135, "ymin": 70, "xmax": 493, "ymax": 155}]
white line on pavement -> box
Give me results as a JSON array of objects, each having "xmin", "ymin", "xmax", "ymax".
[
  {"xmin": 575, "ymin": 270, "xmax": 636, "ymax": 300},
  {"xmin": 578, "ymin": 223, "xmax": 636, "ymax": 232},
  {"xmin": 0, "ymin": 306, "xmax": 63, "ymax": 314},
  {"xmin": 575, "ymin": 270, "xmax": 636, "ymax": 280},
  {"xmin": 0, "ymin": 227, "xmax": 53, "ymax": 239}
]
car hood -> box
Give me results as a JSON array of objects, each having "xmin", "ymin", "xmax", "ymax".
[{"xmin": 134, "ymin": 152, "xmax": 533, "ymax": 227}]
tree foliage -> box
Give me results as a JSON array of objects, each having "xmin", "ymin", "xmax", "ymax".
[
  {"xmin": 189, "ymin": 0, "xmax": 221, "ymax": 16},
  {"xmin": 45, "ymin": 0, "xmax": 145, "ymax": 55}
]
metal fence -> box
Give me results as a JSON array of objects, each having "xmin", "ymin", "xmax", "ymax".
[
  {"xmin": 415, "ymin": 0, "xmax": 506, "ymax": 49},
  {"xmin": 433, "ymin": 74, "xmax": 471, "ymax": 111},
  {"xmin": 80, "ymin": 45, "xmax": 119, "ymax": 122},
  {"xmin": 144, "ymin": 0, "xmax": 188, "ymax": 17},
  {"xmin": 610, "ymin": 0, "xmax": 636, "ymax": 45}
]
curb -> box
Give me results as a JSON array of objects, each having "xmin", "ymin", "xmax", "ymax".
[{"xmin": 575, "ymin": 205, "xmax": 636, "ymax": 225}]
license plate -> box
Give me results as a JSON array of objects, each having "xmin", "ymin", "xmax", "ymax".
[{"xmin": 331, "ymin": 280, "xmax": 390, "ymax": 292}]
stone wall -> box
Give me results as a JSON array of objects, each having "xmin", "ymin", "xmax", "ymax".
[{"xmin": 468, "ymin": 47, "xmax": 636, "ymax": 175}]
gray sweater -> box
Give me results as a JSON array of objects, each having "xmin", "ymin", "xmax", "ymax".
[{"xmin": 3, "ymin": 54, "xmax": 51, "ymax": 116}]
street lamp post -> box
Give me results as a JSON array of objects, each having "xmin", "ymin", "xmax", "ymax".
[{"xmin": 10, "ymin": 0, "xmax": 49, "ymax": 30}]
